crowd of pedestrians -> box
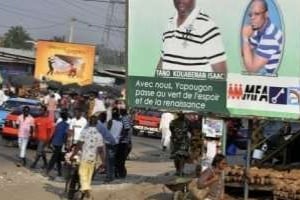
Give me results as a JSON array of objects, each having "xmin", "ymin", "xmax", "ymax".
[{"xmin": 3, "ymin": 86, "xmax": 132, "ymax": 200}]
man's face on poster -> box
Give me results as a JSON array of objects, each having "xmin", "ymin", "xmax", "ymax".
[
  {"xmin": 249, "ymin": 1, "xmax": 268, "ymax": 30},
  {"xmin": 173, "ymin": 0, "xmax": 195, "ymax": 16}
]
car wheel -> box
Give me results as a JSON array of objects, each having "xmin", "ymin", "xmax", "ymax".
[
  {"xmin": 143, "ymin": 132, "xmax": 148, "ymax": 137},
  {"xmin": 133, "ymin": 129, "xmax": 139, "ymax": 136}
]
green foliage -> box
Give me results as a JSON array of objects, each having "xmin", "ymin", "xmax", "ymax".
[{"xmin": 2, "ymin": 26, "xmax": 33, "ymax": 49}]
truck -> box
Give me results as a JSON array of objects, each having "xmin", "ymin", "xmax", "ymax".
[{"xmin": 132, "ymin": 108, "xmax": 162, "ymax": 137}]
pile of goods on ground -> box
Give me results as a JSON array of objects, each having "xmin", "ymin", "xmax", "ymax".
[{"xmin": 225, "ymin": 165, "xmax": 300, "ymax": 199}]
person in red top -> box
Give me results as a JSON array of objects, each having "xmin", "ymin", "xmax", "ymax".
[{"xmin": 30, "ymin": 105, "xmax": 54, "ymax": 169}]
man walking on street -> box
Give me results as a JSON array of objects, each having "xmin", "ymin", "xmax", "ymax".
[
  {"xmin": 31, "ymin": 106, "xmax": 54, "ymax": 169},
  {"xmin": 98, "ymin": 112, "xmax": 117, "ymax": 182},
  {"xmin": 16, "ymin": 106, "xmax": 35, "ymax": 167},
  {"xmin": 107, "ymin": 111, "xmax": 123, "ymax": 180},
  {"xmin": 170, "ymin": 112, "xmax": 191, "ymax": 176},
  {"xmin": 118, "ymin": 108, "xmax": 133, "ymax": 175},
  {"xmin": 46, "ymin": 112, "xmax": 69, "ymax": 177},
  {"xmin": 69, "ymin": 109, "xmax": 87, "ymax": 144},
  {"xmin": 71, "ymin": 116, "xmax": 106, "ymax": 200},
  {"xmin": 159, "ymin": 112, "xmax": 174, "ymax": 151}
]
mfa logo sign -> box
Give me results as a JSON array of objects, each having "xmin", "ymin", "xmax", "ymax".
[
  {"xmin": 228, "ymin": 84, "xmax": 289, "ymax": 105},
  {"xmin": 228, "ymin": 84, "xmax": 268, "ymax": 102}
]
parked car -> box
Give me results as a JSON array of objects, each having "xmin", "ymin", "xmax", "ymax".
[
  {"xmin": 0, "ymin": 98, "xmax": 41, "ymax": 129},
  {"xmin": 2, "ymin": 106, "xmax": 54, "ymax": 142},
  {"xmin": 132, "ymin": 109, "xmax": 162, "ymax": 137}
]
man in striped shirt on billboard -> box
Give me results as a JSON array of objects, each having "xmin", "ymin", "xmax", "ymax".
[
  {"xmin": 242, "ymin": 0, "xmax": 283, "ymax": 76},
  {"xmin": 157, "ymin": 0, "xmax": 227, "ymax": 73}
]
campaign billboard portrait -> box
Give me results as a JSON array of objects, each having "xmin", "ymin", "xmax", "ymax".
[
  {"xmin": 241, "ymin": 0, "xmax": 284, "ymax": 77},
  {"xmin": 128, "ymin": 0, "xmax": 300, "ymax": 119},
  {"xmin": 35, "ymin": 41, "xmax": 96, "ymax": 86},
  {"xmin": 128, "ymin": 0, "xmax": 228, "ymax": 114}
]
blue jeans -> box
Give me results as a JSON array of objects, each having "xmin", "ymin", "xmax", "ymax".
[{"xmin": 105, "ymin": 144, "xmax": 116, "ymax": 180}]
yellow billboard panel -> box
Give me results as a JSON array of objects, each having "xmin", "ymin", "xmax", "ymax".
[{"xmin": 35, "ymin": 41, "xmax": 96, "ymax": 85}]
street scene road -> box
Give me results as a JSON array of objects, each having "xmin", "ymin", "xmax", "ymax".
[{"xmin": 0, "ymin": 135, "xmax": 176, "ymax": 200}]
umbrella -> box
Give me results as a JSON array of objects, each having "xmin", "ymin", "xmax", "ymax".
[
  {"xmin": 61, "ymin": 83, "xmax": 81, "ymax": 94},
  {"xmin": 104, "ymin": 86, "xmax": 121, "ymax": 97},
  {"xmin": 79, "ymin": 83, "xmax": 105, "ymax": 95},
  {"xmin": 47, "ymin": 80, "xmax": 62, "ymax": 90}
]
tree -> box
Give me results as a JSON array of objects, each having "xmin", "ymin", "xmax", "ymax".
[
  {"xmin": 2, "ymin": 26, "xmax": 33, "ymax": 49},
  {"xmin": 51, "ymin": 35, "xmax": 66, "ymax": 42}
]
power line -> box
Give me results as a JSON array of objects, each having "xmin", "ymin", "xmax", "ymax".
[
  {"xmin": 75, "ymin": 19, "xmax": 125, "ymax": 32},
  {"xmin": 0, "ymin": 23, "xmax": 67, "ymax": 32},
  {"xmin": 0, "ymin": 2, "xmax": 67, "ymax": 22},
  {"xmin": 62, "ymin": 0, "xmax": 102, "ymax": 18},
  {"xmin": 26, "ymin": 23, "xmax": 67, "ymax": 30},
  {"xmin": 62, "ymin": 0, "xmax": 125, "ymax": 29},
  {"xmin": 76, "ymin": 0, "xmax": 125, "ymax": 28},
  {"xmin": 42, "ymin": 0, "xmax": 77, "ymax": 18},
  {"xmin": 0, "ymin": 4, "xmax": 62, "ymax": 24}
]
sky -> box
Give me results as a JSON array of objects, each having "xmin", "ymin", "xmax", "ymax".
[{"xmin": 0, "ymin": 0, "xmax": 125, "ymax": 50}]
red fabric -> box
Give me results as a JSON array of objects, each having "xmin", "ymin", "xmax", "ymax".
[{"xmin": 35, "ymin": 117, "xmax": 54, "ymax": 142}]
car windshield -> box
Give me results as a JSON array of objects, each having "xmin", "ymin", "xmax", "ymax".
[
  {"xmin": 136, "ymin": 110, "xmax": 161, "ymax": 117},
  {"xmin": 145, "ymin": 111, "xmax": 161, "ymax": 117},
  {"xmin": 11, "ymin": 107, "xmax": 43, "ymax": 117},
  {"xmin": 1, "ymin": 100, "xmax": 39, "ymax": 112}
]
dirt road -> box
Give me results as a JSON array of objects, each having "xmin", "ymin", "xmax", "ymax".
[{"xmin": 0, "ymin": 136, "xmax": 177, "ymax": 200}]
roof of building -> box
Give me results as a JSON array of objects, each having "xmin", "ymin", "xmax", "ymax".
[{"xmin": 0, "ymin": 47, "xmax": 35, "ymax": 64}]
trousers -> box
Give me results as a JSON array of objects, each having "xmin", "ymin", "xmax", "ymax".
[
  {"xmin": 79, "ymin": 160, "xmax": 95, "ymax": 191},
  {"xmin": 161, "ymin": 128, "xmax": 171, "ymax": 149},
  {"xmin": 18, "ymin": 137, "xmax": 29, "ymax": 158}
]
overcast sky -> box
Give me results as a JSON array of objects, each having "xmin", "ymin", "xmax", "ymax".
[{"xmin": 0, "ymin": 0, "xmax": 125, "ymax": 50}]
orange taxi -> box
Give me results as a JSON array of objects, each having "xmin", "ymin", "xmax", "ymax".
[{"xmin": 2, "ymin": 106, "xmax": 55, "ymax": 142}]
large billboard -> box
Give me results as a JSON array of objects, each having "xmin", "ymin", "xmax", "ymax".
[
  {"xmin": 35, "ymin": 41, "xmax": 96, "ymax": 85},
  {"xmin": 128, "ymin": 0, "xmax": 300, "ymax": 119}
]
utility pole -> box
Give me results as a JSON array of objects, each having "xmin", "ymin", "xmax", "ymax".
[
  {"xmin": 98, "ymin": 0, "xmax": 116, "ymax": 68},
  {"xmin": 69, "ymin": 18, "xmax": 76, "ymax": 43},
  {"xmin": 102, "ymin": 0, "xmax": 116, "ymax": 48}
]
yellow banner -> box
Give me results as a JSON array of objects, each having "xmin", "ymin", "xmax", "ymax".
[{"xmin": 35, "ymin": 41, "xmax": 95, "ymax": 85}]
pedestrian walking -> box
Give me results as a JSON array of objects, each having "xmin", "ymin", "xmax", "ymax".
[
  {"xmin": 46, "ymin": 112, "xmax": 69, "ymax": 177},
  {"xmin": 159, "ymin": 112, "xmax": 174, "ymax": 151},
  {"xmin": 16, "ymin": 106, "xmax": 35, "ymax": 167},
  {"xmin": 31, "ymin": 106, "xmax": 54, "ymax": 169},
  {"xmin": 69, "ymin": 109, "xmax": 87, "ymax": 144},
  {"xmin": 71, "ymin": 115, "xmax": 106, "ymax": 200},
  {"xmin": 117, "ymin": 108, "xmax": 133, "ymax": 176},
  {"xmin": 107, "ymin": 111, "xmax": 123, "ymax": 180}
]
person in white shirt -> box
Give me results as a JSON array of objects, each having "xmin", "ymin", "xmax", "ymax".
[
  {"xmin": 69, "ymin": 109, "xmax": 87, "ymax": 144},
  {"xmin": 0, "ymin": 88, "xmax": 8, "ymax": 106},
  {"xmin": 157, "ymin": 0, "xmax": 227, "ymax": 73},
  {"xmin": 54, "ymin": 91, "xmax": 61, "ymax": 102},
  {"xmin": 43, "ymin": 91, "xmax": 61, "ymax": 105},
  {"xmin": 159, "ymin": 112, "xmax": 175, "ymax": 151}
]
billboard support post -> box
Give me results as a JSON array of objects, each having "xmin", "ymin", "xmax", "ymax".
[{"xmin": 244, "ymin": 119, "xmax": 252, "ymax": 200}]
